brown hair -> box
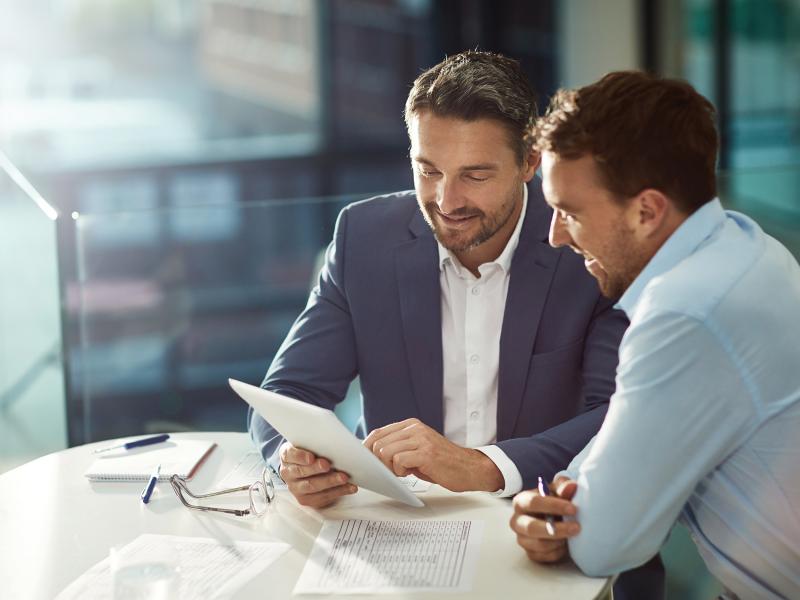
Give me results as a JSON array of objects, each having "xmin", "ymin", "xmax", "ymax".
[
  {"xmin": 533, "ymin": 71, "xmax": 718, "ymax": 213},
  {"xmin": 405, "ymin": 51, "xmax": 537, "ymax": 164}
]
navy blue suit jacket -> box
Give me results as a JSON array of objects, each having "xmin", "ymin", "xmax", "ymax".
[{"xmin": 249, "ymin": 181, "xmax": 629, "ymax": 488}]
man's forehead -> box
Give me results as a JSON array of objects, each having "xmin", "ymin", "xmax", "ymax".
[
  {"xmin": 409, "ymin": 112, "xmax": 516, "ymax": 150},
  {"xmin": 542, "ymin": 153, "xmax": 602, "ymax": 186}
]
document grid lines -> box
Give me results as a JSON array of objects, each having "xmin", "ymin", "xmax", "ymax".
[{"xmin": 317, "ymin": 520, "xmax": 474, "ymax": 589}]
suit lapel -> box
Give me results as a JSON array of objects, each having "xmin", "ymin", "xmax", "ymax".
[
  {"xmin": 395, "ymin": 212, "xmax": 444, "ymax": 432},
  {"xmin": 497, "ymin": 183, "xmax": 561, "ymax": 441}
]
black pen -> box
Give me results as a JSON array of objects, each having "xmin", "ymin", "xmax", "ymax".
[{"xmin": 537, "ymin": 476, "xmax": 557, "ymax": 536}]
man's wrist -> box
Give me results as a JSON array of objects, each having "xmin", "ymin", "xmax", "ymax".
[{"xmin": 468, "ymin": 448, "xmax": 505, "ymax": 492}]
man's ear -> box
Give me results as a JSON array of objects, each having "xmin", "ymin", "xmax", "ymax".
[
  {"xmin": 523, "ymin": 150, "xmax": 541, "ymax": 181},
  {"xmin": 629, "ymin": 189, "xmax": 670, "ymax": 239}
]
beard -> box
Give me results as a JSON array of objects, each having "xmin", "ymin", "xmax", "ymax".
[
  {"xmin": 419, "ymin": 180, "xmax": 522, "ymax": 253},
  {"xmin": 589, "ymin": 220, "xmax": 648, "ymax": 299}
]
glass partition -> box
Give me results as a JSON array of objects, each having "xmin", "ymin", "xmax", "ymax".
[
  {"xmin": 0, "ymin": 153, "xmax": 66, "ymax": 470},
  {"xmin": 66, "ymin": 195, "xmax": 363, "ymax": 444}
]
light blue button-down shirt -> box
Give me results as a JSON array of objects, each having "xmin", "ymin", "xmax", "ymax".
[{"xmin": 561, "ymin": 199, "xmax": 800, "ymax": 599}]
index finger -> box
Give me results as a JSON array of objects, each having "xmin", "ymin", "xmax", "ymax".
[
  {"xmin": 509, "ymin": 513, "xmax": 579, "ymax": 540},
  {"xmin": 364, "ymin": 418, "xmax": 420, "ymax": 449},
  {"xmin": 513, "ymin": 490, "xmax": 577, "ymax": 517},
  {"xmin": 279, "ymin": 442, "xmax": 316, "ymax": 466}
]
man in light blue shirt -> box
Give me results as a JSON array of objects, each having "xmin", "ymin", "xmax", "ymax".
[{"xmin": 510, "ymin": 70, "xmax": 800, "ymax": 599}]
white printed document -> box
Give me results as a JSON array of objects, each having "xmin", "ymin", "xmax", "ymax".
[
  {"xmin": 294, "ymin": 519, "xmax": 483, "ymax": 594},
  {"xmin": 56, "ymin": 534, "xmax": 289, "ymax": 600}
]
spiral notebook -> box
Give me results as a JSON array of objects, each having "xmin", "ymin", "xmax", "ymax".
[{"xmin": 84, "ymin": 439, "xmax": 217, "ymax": 482}]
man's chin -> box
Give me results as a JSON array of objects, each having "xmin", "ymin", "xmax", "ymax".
[
  {"xmin": 434, "ymin": 229, "xmax": 478, "ymax": 253},
  {"xmin": 584, "ymin": 261, "xmax": 617, "ymax": 298},
  {"xmin": 584, "ymin": 259, "xmax": 606, "ymax": 282}
]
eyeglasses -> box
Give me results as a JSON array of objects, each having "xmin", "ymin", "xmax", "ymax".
[{"xmin": 169, "ymin": 467, "xmax": 275, "ymax": 517}]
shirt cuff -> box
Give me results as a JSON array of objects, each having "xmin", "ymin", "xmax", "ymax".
[{"xmin": 475, "ymin": 445, "xmax": 523, "ymax": 497}]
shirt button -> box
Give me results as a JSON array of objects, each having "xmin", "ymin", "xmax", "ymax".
[
  {"xmin": 470, "ymin": 411, "xmax": 479, "ymax": 420},
  {"xmin": 471, "ymin": 287, "xmax": 480, "ymax": 296},
  {"xmin": 469, "ymin": 354, "xmax": 480, "ymax": 364}
]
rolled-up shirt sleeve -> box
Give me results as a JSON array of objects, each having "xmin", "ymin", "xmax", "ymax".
[{"xmin": 565, "ymin": 311, "xmax": 756, "ymax": 576}]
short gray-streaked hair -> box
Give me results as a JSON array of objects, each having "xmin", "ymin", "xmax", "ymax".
[{"xmin": 404, "ymin": 50, "xmax": 537, "ymax": 163}]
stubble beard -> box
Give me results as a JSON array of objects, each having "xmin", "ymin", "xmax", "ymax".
[
  {"xmin": 594, "ymin": 221, "xmax": 647, "ymax": 299},
  {"xmin": 421, "ymin": 180, "xmax": 521, "ymax": 253}
]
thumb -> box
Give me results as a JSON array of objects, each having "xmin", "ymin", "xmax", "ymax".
[{"xmin": 554, "ymin": 477, "xmax": 578, "ymax": 500}]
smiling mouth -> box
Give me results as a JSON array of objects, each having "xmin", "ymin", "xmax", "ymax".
[
  {"xmin": 569, "ymin": 247, "xmax": 598, "ymax": 269},
  {"xmin": 437, "ymin": 211, "xmax": 479, "ymax": 226}
]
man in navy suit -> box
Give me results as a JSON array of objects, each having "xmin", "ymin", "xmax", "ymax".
[
  {"xmin": 250, "ymin": 50, "xmax": 628, "ymax": 505},
  {"xmin": 251, "ymin": 51, "xmax": 627, "ymax": 497}
]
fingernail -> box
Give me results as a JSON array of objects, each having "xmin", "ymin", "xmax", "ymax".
[
  {"xmin": 338, "ymin": 473, "xmax": 348, "ymax": 483},
  {"xmin": 348, "ymin": 485, "xmax": 357, "ymax": 494}
]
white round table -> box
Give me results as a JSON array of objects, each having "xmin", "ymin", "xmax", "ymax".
[{"xmin": 0, "ymin": 432, "xmax": 609, "ymax": 599}]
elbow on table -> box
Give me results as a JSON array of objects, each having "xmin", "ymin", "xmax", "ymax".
[{"xmin": 568, "ymin": 530, "xmax": 658, "ymax": 578}]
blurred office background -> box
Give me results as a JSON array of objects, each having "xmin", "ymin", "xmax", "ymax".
[{"xmin": 1, "ymin": 1, "xmax": 798, "ymax": 597}]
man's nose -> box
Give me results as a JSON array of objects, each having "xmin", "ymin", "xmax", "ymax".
[
  {"xmin": 437, "ymin": 178, "xmax": 464, "ymax": 214},
  {"xmin": 548, "ymin": 210, "xmax": 571, "ymax": 248}
]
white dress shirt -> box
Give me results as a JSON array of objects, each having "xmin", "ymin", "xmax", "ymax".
[{"xmin": 437, "ymin": 185, "xmax": 527, "ymax": 496}]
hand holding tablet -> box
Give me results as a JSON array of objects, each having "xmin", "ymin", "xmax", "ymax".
[
  {"xmin": 278, "ymin": 441, "xmax": 358, "ymax": 508},
  {"xmin": 229, "ymin": 379, "xmax": 424, "ymax": 508}
]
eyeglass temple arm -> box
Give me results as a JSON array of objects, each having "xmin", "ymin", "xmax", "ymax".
[{"xmin": 169, "ymin": 477, "xmax": 251, "ymax": 517}]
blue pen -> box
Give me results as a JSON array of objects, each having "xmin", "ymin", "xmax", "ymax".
[
  {"xmin": 93, "ymin": 434, "xmax": 170, "ymax": 454},
  {"xmin": 537, "ymin": 476, "xmax": 557, "ymax": 536},
  {"xmin": 141, "ymin": 464, "xmax": 161, "ymax": 504}
]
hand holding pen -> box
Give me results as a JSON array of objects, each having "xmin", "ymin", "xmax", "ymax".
[
  {"xmin": 537, "ymin": 477, "xmax": 558, "ymax": 536},
  {"xmin": 509, "ymin": 477, "xmax": 581, "ymax": 564}
]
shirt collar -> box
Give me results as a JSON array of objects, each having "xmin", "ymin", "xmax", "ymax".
[
  {"xmin": 617, "ymin": 198, "xmax": 726, "ymax": 316},
  {"xmin": 437, "ymin": 183, "xmax": 528, "ymax": 276}
]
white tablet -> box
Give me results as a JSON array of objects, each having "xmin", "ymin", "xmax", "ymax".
[{"xmin": 229, "ymin": 379, "xmax": 424, "ymax": 507}]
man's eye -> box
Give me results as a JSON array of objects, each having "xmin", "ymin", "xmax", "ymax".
[
  {"xmin": 419, "ymin": 169, "xmax": 440, "ymax": 177},
  {"xmin": 467, "ymin": 175, "xmax": 488, "ymax": 182}
]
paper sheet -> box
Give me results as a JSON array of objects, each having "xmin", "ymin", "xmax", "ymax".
[
  {"xmin": 56, "ymin": 534, "xmax": 289, "ymax": 600},
  {"xmin": 220, "ymin": 451, "xmax": 431, "ymax": 494},
  {"xmin": 294, "ymin": 519, "xmax": 484, "ymax": 594}
]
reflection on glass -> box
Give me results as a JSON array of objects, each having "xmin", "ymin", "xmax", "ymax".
[
  {"xmin": 0, "ymin": 153, "xmax": 67, "ymax": 464},
  {"xmin": 682, "ymin": 0, "xmax": 800, "ymax": 170},
  {"xmin": 0, "ymin": 0, "xmax": 321, "ymax": 172},
  {"xmin": 69, "ymin": 196, "xmax": 349, "ymax": 443}
]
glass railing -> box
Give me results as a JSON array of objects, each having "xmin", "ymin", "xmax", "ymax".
[
  {"xmin": 65, "ymin": 195, "xmax": 364, "ymax": 444},
  {"xmin": 0, "ymin": 152, "xmax": 67, "ymax": 470}
]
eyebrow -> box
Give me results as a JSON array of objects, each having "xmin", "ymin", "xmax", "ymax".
[{"xmin": 412, "ymin": 156, "xmax": 499, "ymax": 172}]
